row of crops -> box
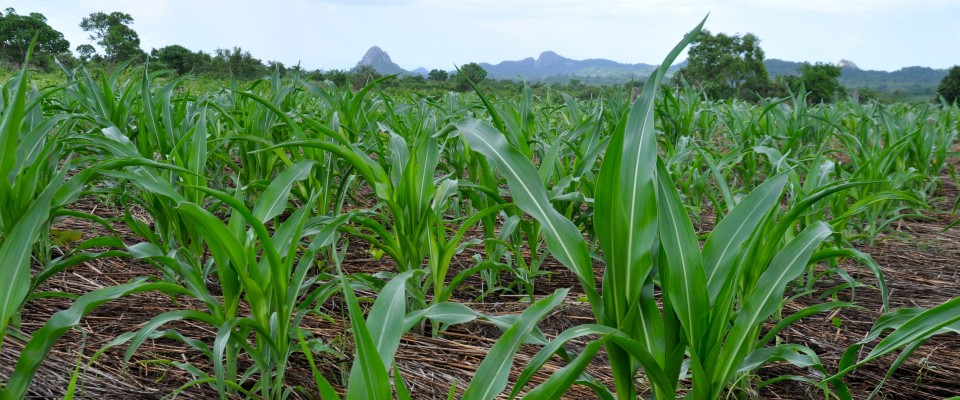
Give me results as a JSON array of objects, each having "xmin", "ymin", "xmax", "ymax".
[{"xmin": 3, "ymin": 25, "xmax": 960, "ymax": 399}]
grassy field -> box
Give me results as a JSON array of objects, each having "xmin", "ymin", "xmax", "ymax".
[{"xmin": 2, "ymin": 28, "xmax": 960, "ymax": 400}]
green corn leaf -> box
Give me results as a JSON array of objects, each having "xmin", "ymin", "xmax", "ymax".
[
  {"xmin": 99, "ymin": 170, "xmax": 186, "ymax": 203},
  {"xmin": 455, "ymin": 119, "xmax": 598, "ymax": 307},
  {"xmin": 703, "ymin": 172, "xmax": 789, "ymax": 302},
  {"xmin": 592, "ymin": 16, "xmax": 706, "ymax": 398},
  {"xmin": 13, "ymin": 115, "xmax": 69, "ymax": 178},
  {"xmin": 4, "ymin": 280, "xmax": 188, "ymax": 399},
  {"xmin": 810, "ymin": 248, "xmax": 888, "ymax": 312},
  {"xmin": 352, "ymin": 270, "xmax": 417, "ymax": 378},
  {"xmin": 0, "ymin": 54, "xmax": 31, "ymax": 184},
  {"xmin": 213, "ymin": 318, "xmax": 241, "ymax": 400},
  {"xmin": 232, "ymin": 89, "xmax": 305, "ymax": 138},
  {"xmin": 462, "ymin": 288, "xmax": 568, "ymax": 400},
  {"xmin": 388, "ymin": 133, "xmax": 410, "ymax": 188},
  {"xmin": 655, "ymin": 160, "xmax": 709, "ymax": 354},
  {"xmin": 606, "ymin": 335, "xmax": 675, "ymax": 392},
  {"xmin": 759, "ymin": 302, "xmax": 860, "ymax": 347},
  {"xmin": 521, "ymin": 338, "xmax": 607, "ymax": 399},
  {"xmin": 252, "ymin": 160, "xmax": 314, "ymax": 221},
  {"xmin": 33, "ymin": 249, "xmax": 132, "ymax": 294},
  {"xmin": 594, "ymin": 70, "xmax": 657, "ymax": 325},
  {"xmin": 395, "ymin": 364, "xmax": 412, "ymax": 400},
  {"xmin": 738, "ymin": 344, "xmax": 823, "ymax": 374},
  {"xmin": 865, "ymin": 339, "xmax": 926, "ymax": 400},
  {"xmin": 175, "ymin": 202, "xmax": 249, "ymax": 316},
  {"xmin": 860, "ymin": 296, "xmax": 960, "ymax": 369},
  {"xmin": 272, "ymin": 205, "xmax": 315, "ymax": 258},
  {"xmin": 0, "ymin": 167, "xmax": 65, "ymax": 345},
  {"xmin": 822, "ymin": 297, "xmax": 960, "ymax": 390},
  {"xmin": 124, "ymin": 310, "xmax": 221, "ymax": 363},
  {"xmin": 175, "ymin": 202, "xmax": 248, "ymax": 275},
  {"xmin": 403, "ymin": 302, "xmax": 481, "ymax": 332},
  {"xmin": 597, "ymin": 14, "xmax": 708, "ymax": 311},
  {"xmin": 341, "ymin": 269, "xmax": 392, "ymax": 400},
  {"xmin": 715, "ymin": 222, "xmax": 833, "ymax": 394},
  {"xmin": 186, "ymin": 186, "xmax": 284, "ymax": 295},
  {"xmin": 297, "ymin": 327, "xmax": 341, "ymax": 400},
  {"xmin": 861, "ymin": 307, "xmax": 960, "ymax": 344},
  {"xmin": 266, "ymin": 139, "xmax": 389, "ymax": 191},
  {"xmin": 431, "ymin": 179, "xmax": 459, "ymax": 212},
  {"xmin": 511, "ymin": 324, "xmax": 617, "ymax": 398}
]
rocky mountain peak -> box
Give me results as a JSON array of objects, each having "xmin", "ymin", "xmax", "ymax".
[
  {"xmin": 356, "ymin": 46, "xmax": 405, "ymax": 74},
  {"xmin": 536, "ymin": 50, "xmax": 566, "ymax": 65},
  {"xmin": 359, "ymin": 46, "xmax": 385, "ymax": 64},
  {"xmin": 838, "ymin": 59, "xmax": 861, "ymax": 70}
]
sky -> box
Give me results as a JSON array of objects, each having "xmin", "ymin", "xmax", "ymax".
[{"xmin": 5, "ymin": 0, "xmax": 960, "ymax": 72}]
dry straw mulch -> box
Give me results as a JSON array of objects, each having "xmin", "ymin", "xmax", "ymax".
[{"xmin": 4, "ymin": 194, "xmax": 960, "ymax": 399}]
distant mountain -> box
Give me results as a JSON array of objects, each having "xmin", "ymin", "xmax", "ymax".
[
  {"xmin": 764, "ymin": 59, "xmax": 806, "ymax": 77},
  {"xmin": 353, "ymin": 47, "xmax": 672, "ymax": 84},
  {"xmin": 842, "ymin": 65, "xmax": 946, "ymax": 86},
  {"xmin": 764, "ymin": 58, "xmax": 947, "ymax": 99},
  {"xmin": 350, "ymin": 48, "xmax": 947, "ymax": 98},
  {"xmin": 478, "ymin": 51, "xmax": 669, "ymax": 83},
  {"xmin": 355, "ymin": 46, "xmax": 405, "ymax": 75},
  {"xmin": 837, "ymin": 59, "xmax": 860, "ymax": 70}
]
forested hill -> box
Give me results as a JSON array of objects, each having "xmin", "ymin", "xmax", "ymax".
[
  {"xmin": 765, "ymin": 58, "xmax": 947, "ymax": 98},
  {"xmin": 477, "ymin": 51, "xmax": 667, "ymax": 83},
  {"xmin": 353, "ymin": 45, "xmax": 947, "ymax": 95}
]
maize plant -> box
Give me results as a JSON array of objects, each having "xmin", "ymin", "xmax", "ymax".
[{"xmin": 4, "ymin": 20, "xmax": 960, "ymax": 400}]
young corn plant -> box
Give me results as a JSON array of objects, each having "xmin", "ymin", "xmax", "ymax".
[
  {"xmin": 220, "ymin": 71, "xmax": 304, "ymax": 188},
  {"xmin": 450, "ymin": 128, "xmax": 515, "ymax": 297},
  {"xmin": 461, "ymin": 81, "xmax": 595, "ymax": 301},
  {"xmin": 2, "ymin": 278, "xmax": 188, "ymax": 400},
  {"xmin": 0, "ymin": 56, "xmax": 146, "ymax": 353},
  {"xmin": 270, "ymin": 111, "xmax": 503, "ymax": 317},
  {"xmin": 457, "ymin": 18, "xmax": 876, "ymax": 399},
  {"xmin": 57, "ymin": 62, "xmax": 152, "ymax": 149},
  {"xmin": 821, "ymin": 295, "xmax": 960, "ymax": 400},
  {"xmin": 300, "ymin": 263, "xmax": 569, "ymax": 400},
  {"xmin": 113, "ymin": 162, "xmax": 350, "ymax": 400},
  {"xmin": 0, "ymin": 62, "xmax": 68, "ymax": 272},
  {"xmin": 0, "ymin": 48, "xmax": 192, "ymax": 399}
]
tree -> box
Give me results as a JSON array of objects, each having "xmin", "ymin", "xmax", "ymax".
[
  {"xmin": 676, "ymin": 30, "xmax": 772, "ymax": 101},
  {"xmin": 349, "ymin": 65, "xmax": 382, "ymax": 89},
  {"xmin": 211, "ymin": 47, "xmax": 266, "ymax": 80},
  {"xmin": 937, "ymin": 66, "xmax": 960, "ymax": 104},
  {"xmin": 455, "ymin": 63, "xmax": 487, "ymax": 91},
  {"xmin": 151, "ymin": 44, "xmax": 199, "ymax": 75},
  {"xmin": 103, "ymin": 24, "xmax": 142, "ymax": 62},
  {"xmin": 427, "ymin": 68, "xmax": 448, "ymax": 82},
  {"xmin": 0, "ymin": 8, "xmax": 70, "ymax": 68},
  {"xmin": 192, "ymin": 50, "xmax": 213, "ymax": 73},
  {"xmin": 403, "ymin": 74, "xmax": 425, "ymax": 84},
  {"xmin": 795, "ymin": 62, "xmax": 845, "ymax": 103},
  {"xmin": 324, "ymin": 69, "xmax": 348, "ymax": 87},
  {"xmin": 76, "ymin": 44, "xmax": 96, "ymax": 62},
  {"xmin": 80, "ymin": 11, "xmax": 143, "ymax": 62},
  {"xmin": 267, "ymin": 60, "xmax": 286, "ymax": 76}
]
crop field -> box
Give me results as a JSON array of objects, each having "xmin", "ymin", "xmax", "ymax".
[{"xmin": 2, "ymin": 27, "xmax": 960, "ymax": 399}]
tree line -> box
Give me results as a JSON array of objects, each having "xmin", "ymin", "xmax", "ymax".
[
  {"xmin": 676, "ymin": 30, "xmax": 847, "ymax": 104},
  {"xmin": 2, "ymin": 7, "xmax": 959, "ymax": 103},
  {"xmin": 0, "ymin": 8, "xmax": 292, "ymax": 81}
]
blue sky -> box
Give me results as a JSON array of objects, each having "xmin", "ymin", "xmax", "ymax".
[{"xmin": 6, "ymin": 0, "xmax": 959, "ymax": 72}]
